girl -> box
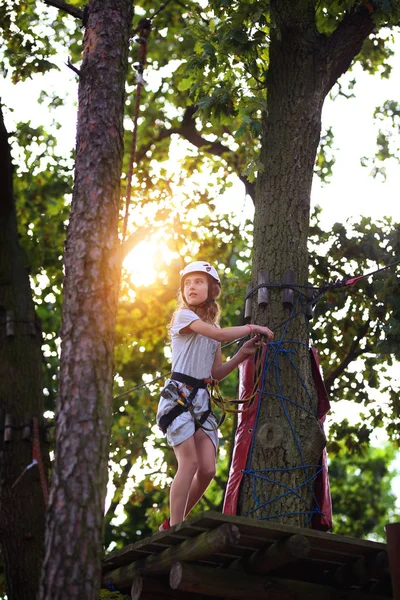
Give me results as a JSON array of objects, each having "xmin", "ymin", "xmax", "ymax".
[{"xmin": 156, "ymin": 261, "xmax": 274, "ymax": 530}]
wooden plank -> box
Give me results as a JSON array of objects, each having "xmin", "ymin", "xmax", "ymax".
[
  {"xmin": 103, "ymin": 527, "xmax": 201, "ymax": 570},
  {"xmin": 169, "ymin": 561, "xmax": 392, "ymax": 600},
  {"xmin": 103, "ymin": 523, "xmax": 240, "ymax": 589},
  {"xmin": 386, "ymin": 522, "xmax": 400, "ymax": 600},
  {"xmin": 246, "ymin": 533, "xmax": 310, "ymax": 573},
  {"xmin": 335, "ymin": 552, "xmax": 389, "ymax": 587},
  {"xmin": 171, "ymin": 561, "xmax": 287, "ymax": 600},
  {"xmin": 187, "ymin": 512, "xmax": 387, "ymax": 555},
  {"xmin": 102, "ymin": 510, "xmax": 389, "ymax": 587},
  {"xmin": 130, "ymin": 574, "xmax": 199, "ymax": 600}
]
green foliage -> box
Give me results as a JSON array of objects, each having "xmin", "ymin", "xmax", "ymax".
[
  {"xmin": 329, "ymin": 443, "xmax": 400, "ymax": 539},
  {"xmin": 315, "ymin": 1, "xmax": 400, "ymax": 36},
  {"xmin": 10, "ymin": 120, "xmax": 73, "ymax": 407},
  {"xmin": 362, "ymin": 99, "xmax": 400, "ymax": 179},
  {"xmin": 309, "ymin": 211, "xmax": 400, "ymax": 446},
  {"xmin": 2, "ymin": 0, "xmax": 400, "ymax": 560},
  {"xmin": 0, "ymin": 1, "xmax": 81, "ymax": 83},
  {"xmin": 315, "ymin": 126, "xmax": 336, "ymax": 184}
]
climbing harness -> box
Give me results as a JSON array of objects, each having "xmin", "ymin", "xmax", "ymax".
[
  {"xmin": 158, "ymin": 343, "xmax": 268, "ymax": 435},
  {"xmin": 158, "ymin": 372, "xmax": 216, "ymax": 434}
]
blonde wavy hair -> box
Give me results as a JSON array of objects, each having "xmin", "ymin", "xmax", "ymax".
[{"xmin": 169, "ymin": 274, "xmax": 221, "ymax": 329}]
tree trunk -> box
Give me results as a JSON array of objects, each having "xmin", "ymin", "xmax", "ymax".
[
  {"xmin": 0, "ymin": 106, "xmax": 49, "ymax": 599},
  {"xmin": 38, "ymin": 1, "xmax": 133, "ymax": 598},
  {"xmin": 238, "ymin": 0, "xmax": 374, "ymax": 525}
]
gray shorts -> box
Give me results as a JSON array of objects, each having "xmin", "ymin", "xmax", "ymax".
[{"xmin": 156, "ymin": 382, "xmax": 219, "ymax": 451}]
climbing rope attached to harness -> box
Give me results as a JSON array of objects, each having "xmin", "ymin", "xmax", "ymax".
[{"xmin": 210, "ymin": 344, "xmax": 265, "ymax": 415}]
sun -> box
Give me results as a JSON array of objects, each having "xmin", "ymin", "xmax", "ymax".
[{"xmin": 123, "ymin": 238, "xmax": 173, "ymax": 287}]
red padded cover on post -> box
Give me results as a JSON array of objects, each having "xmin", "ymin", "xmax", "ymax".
[
  {"xmin": 310, "ymin": 347, "xmax": 333, "ymax": 531},
  {"xmin": 223, "ymin": 347, "xmax": 333, "ymax": 531},
  {"xmin": 223, "ymin": 355, "xmax": 258, "ymax": 515}
]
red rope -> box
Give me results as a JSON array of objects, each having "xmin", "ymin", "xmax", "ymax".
[
  {"xmin": 345, "ymin": 259, "xmax": 400, "ymax": 286},
  {"xmin": 32, "ymin": 417, "xmax": 49, "ymax": 506}
]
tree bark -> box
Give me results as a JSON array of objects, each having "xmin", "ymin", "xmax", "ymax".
[
  {"xmin": 0, "ymin": 106, "xmax": 49, "ymax": 599},
  {"xmin": 38, "ymin": 1, "xmax": 133, "ymax": 598},
  {"xmin": 239, "ymin": 0, "xmax": 374, "ymax": 525}
]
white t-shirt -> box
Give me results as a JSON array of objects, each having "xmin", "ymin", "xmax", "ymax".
[
  {"xmin": 170, "ymin": 309, "xmax": 219, "ymax": 379},
  {"xmin": 156, "ymin": 308, "xmax": 220, "ymax": 449}
]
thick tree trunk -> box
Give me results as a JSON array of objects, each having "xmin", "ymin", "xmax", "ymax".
[
  {"xmin": 238, "ymin": 0, "xmax": 374, "ymax": 525},
  {"xmin": 0, "ymin": 107, "xmax": 49, "ymax": 599},
  {"xmin": 38, "ymin": 1, "xmax": 133, "ymax": 598}
]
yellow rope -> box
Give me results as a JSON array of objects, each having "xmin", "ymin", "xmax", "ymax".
[{"xmin": 210, "ymin": 345, "xmax": 265, "ymax": 415}]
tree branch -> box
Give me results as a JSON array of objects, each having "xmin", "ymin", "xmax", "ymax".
[
  {"xmin": 325, "ymin": 3, "xmax": 375, "ymax": 93},
  {"xmin": 0, "ymin": 104, "xmax": 14, "ymax": 217},
  {"xmin": 324, "ymin": 320, "xmax": 371, "ymax": 394},
  {"xmin": 136, "ymin": 106, "xmax": 256, "ymax": 201},
  {"xmin": 43, "ymin": 0, "xmax": 85, "ymax": 21},
  {"xmin": 65, "ymin": 56, "xmax": 81, "ymax": 77},
  {"xmin": 121, "ymin": 226, "xmax": 154, "ymax": 259}
]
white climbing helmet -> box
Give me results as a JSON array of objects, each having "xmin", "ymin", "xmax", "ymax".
[{"xmin": 181, "ymin": 261, "xmax": 221, "ymax": 285}]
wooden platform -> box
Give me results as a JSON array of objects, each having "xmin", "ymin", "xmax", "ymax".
[{"xmin": 102, "ymin": 511, "xmax": 393, "ymax": 600}]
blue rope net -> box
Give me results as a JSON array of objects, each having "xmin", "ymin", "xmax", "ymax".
[{"xmin": 241, "ymin": 293, "xmax": 325, "ymax": 525}]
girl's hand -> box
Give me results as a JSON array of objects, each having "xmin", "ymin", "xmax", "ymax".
[
  {"xmin": 254, "ymin": 325, "xmax": 274, "ymax": 341},
  {"xmin": 239, "ymin": 335, "xmax": 265, "ymax": 357}
]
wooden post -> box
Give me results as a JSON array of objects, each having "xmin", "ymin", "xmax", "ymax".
[
  {"xmin": 244, "ymin": 283, "xmax": 252, "ymax": 323},
  {"xmin": 4, "ymin": 414, "xmax": 12, "ymax": 442},
  {"xmin": 44, "ymin": 422, "xmax": 52, "ymax": 444},
  {"xmin": 257, "ymin": 270, "xmax": 269, "ymax": 307},
  {"xmin": 282, "ymin": 270, "xmax": 295, "ymax": 310},
  {"xmin": 27, "ymin": 319, "xmax": 36, "ymax": 336},
  {"xmin": 103, "ymin": 523, "xmax": 240, "ymax": 589},
  {"xmin": 130, "ymin": 573, "xmax": 193, "ymax": 600},
  {"xmin": 6, "ymin": 310, "xmax": 14, "ymax": 336},
  {"xmin": 130, "ymin": 573, "xmax": 143, "ymax": 600},
  {"xmin": 335, "ymin": 551, "xmax": 389, "ymax": 587},
  {"xmin": 385, "ymin": 522, "xmax": 400, "ymax": 600},
  {"xmin": 246, "ymin": 534, "xmax": 310, "ymax": 574},
  {"xmin": 306, "ymin": 283, "xmax": 314, "ymax": 319},
  {"xmin": 374, "ymin": 550, "xmax": 389, "ymax": 576},
  {"xmin": 22, "ymin": 414, "xmax": 31, "ymax": 441},
  {"xmin": 170, "ymin": 561, "xmax": 273, "ymax": 600},
  {"xmin": 335, "ymin": 557, "xmax": 369, "ymax": 586},
  {"xmin": 170, "ymin": 560, "xmax": 391, "ymax": 600}
]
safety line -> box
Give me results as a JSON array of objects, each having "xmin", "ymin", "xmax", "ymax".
[{"xmin": 112, "ymin": 257, "xmax": 399, "ymax": 401}]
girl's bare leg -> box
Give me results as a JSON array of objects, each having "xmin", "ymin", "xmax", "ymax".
[
  {"xmin": 184, "ymin": 429, "xmax": 216, "ymax": 518},
  {"xmin": 170, "ymin": 435, "xmax": 199, "ymax": 526}
]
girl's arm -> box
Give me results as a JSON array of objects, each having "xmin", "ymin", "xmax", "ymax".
[
  {"xmin": 211, "ymin": 336, "xmax": 264, "ymax": 381},
  {"xmin": 186, "ymin": 319, "xmax": 273, "ymax": 342}
]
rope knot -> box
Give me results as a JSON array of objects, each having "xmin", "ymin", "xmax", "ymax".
[
  {"xmin": 269, "ymin": 341, "xmax": 295, "ymax": 356},
  {"xmin": 279, "ymin": 347, "xmax": 295, "ymax": 356}
]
